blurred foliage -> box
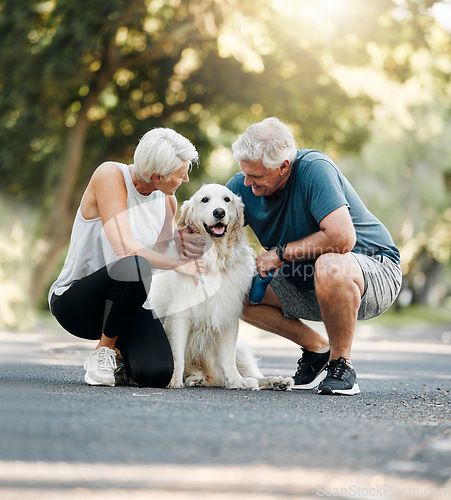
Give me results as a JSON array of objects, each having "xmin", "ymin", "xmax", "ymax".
[
  {"xmin": 0, "ymin": 0, "xmax": 450, "ymax": 316},
  {"xmin": 334, "ymin": 0, "xmax": 451, "ymax": 306},
  {"xmin": 0, "ymin": 193, "xmax": 36, "ymax": 330},
  {"xmin": 0, "ymin": 0, "xmax": 379, "ymax": 204}
]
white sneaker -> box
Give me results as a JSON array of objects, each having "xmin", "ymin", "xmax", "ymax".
[{"xmin": 83, "ymin": 346, "xmax": 117, "ymax": 386}]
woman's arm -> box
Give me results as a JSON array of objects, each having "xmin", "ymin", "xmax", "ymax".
[
  {"xmin": 154, "ymin": 195, "xmax": 177, "ymax": 254},
  {"xmin": 88, "ymin": 163, "xmax": 206, "ymax": 280}
]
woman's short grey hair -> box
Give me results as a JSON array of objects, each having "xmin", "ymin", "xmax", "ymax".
[
  {"xmin": 133, "ymin": 128, "xmax": 199, "ymax": 182},
  {"xmin": 232, "ymin": 117, "xmax": 297, "ymax": 170}
]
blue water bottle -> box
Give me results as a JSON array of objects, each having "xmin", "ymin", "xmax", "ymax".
[{"xmin": 248, "ymin": 269, "xmax": 275, "ymax": 305}]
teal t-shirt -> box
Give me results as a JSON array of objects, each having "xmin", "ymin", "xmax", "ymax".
[{"xmin": 226, "ymin": 149, "xmax": 400, "ymax": 289}]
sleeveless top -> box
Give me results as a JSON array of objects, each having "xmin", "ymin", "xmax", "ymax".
[{"xmin": 48, "ymin": 163, "xmax": 166, "ymax": 308}]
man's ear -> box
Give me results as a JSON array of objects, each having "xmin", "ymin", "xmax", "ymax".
[
  {"xmin": 152, "ymin": 173, "xmax": 161, "ymax": 182},
  {"xmin": 279, "ymin": 160, "xmax": 290, "ymax": 176}
]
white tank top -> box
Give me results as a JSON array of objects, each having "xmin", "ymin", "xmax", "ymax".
[{"xmin": 48, "ymin": 163, "xmax": 166, "ymax": 307}]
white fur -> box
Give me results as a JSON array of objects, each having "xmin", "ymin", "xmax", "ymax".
[{"xmin": 150, "ymin": 184, "xmax": 293, "ymax": 391}]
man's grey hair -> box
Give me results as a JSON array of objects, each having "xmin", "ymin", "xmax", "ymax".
[
  {"xmin": 232, "ymin": 117, "xmax": 297, "ymax": 170},
  {"xmin": 133, "ymin": 128, "xmax": 198, "ymax": 182}
]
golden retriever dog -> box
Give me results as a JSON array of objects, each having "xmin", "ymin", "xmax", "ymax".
[{"xmin": 150, "ymin": 184, "xmax": 293, "ymax": 391}]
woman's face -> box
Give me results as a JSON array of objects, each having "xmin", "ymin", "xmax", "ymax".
[{"xmin": 156, "ymin": 162, "xmax": 190, "ymax": 195}]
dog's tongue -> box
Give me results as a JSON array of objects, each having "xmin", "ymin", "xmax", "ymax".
[{"xmin": 212, "ymin": 225, "xmax": 225, "ymax": 235}]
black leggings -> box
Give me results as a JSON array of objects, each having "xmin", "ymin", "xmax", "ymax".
[{"xmin": 50, "ymin": 256, "xmax": 173, "ymax": 388}]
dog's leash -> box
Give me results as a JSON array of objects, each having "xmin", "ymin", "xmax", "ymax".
[{"xmin": 248, "ymin": 269, "xmax": 275, "ymax": 304}]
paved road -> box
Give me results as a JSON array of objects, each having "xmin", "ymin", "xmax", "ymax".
[{"xmin": 0, "ymin": 318, "xmax": 450, "ymax": 499}]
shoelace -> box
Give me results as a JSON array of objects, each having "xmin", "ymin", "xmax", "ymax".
[
  {"xmin": 328, "ymin": 358, "xmax": 348, "ymax": 379},
  {"xmin": 295, "ymin": 351, "xmax": 312, "ymax": 375},
  {"xmin": 97, "ymin": 347, "xmax": 117, "ymax": 372}
]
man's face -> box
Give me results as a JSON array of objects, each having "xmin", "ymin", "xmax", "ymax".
[{"xmin": 240, "ymin": 159, "xmax": 289, "ymax": 197}]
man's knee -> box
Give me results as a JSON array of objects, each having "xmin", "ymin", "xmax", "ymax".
[
  {"xmin": 315, "ymin": 253, "xmax": 346, "ymax": 283},
  {"xmin": 315, "ymin": 253, "xmax": 364, "ymax": 297}
]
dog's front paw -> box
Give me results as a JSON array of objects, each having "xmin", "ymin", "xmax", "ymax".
[
  {"xmin": 227, "ymin": 376, "xmax": 260, "ymax": 390},
  {"xmin": 167, "ymin": 373, "xmax": 184, "ymax": 389},
  {"xmin": 258, "ymin": 376, "xmax": 294, "ymax": 391}
]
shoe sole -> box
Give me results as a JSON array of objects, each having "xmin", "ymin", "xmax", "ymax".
[
  {"xmin": 318, "ymin": 383, "xmax": 360, "ymax": 395},
  {"xmin": 84, "ymin": 372, "xmax": 115, "ymax": 386},
  {"xmin": 84, "ymin": 359, "xmax": 115, "ymax": 386},
  {"xmin": 292, "ymin": 368, "xmax": 327, "ymax": 390}
]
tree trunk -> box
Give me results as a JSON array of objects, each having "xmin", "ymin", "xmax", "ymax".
[
  {"xmin": 31, "ymin": 22, "xmax": 203, "ymax": 306},
  {"xmin": 30, "ymin": 38, "xmax": 120, "ymax": 306}
]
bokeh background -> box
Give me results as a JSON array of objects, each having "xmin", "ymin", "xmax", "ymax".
[{"xmin": 0, "ymin": 0, "xmax": 450, "ymax": 330}]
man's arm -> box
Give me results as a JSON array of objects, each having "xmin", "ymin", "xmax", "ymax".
[{"xmin": 256, "ymin": 205, "xmax": 356, "ymax": 275}]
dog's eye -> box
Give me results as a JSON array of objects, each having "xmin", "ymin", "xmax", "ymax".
[
  {"xmin": 224, "ymin": 197, "xmax": 231, "ymax": 203},
  {"xmin": 201, "ymin": 197, "xmax": 209, "ymax": 203}
]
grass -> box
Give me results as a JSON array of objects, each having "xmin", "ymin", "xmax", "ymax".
[{"xmin": 370, "ymin": 303, "xmax": 451, "ymax": 328}]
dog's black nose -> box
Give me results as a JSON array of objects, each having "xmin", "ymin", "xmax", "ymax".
[{"xmin": 213, "ymin": 208, "xmax": 225, "ymax": 220}]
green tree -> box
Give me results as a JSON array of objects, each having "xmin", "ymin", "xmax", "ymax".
[
  {"xmin": 0, "ymin": 0, "xmax": 377, "ymax": 305},
  {"xmin": 1, "ymin": 0, "xmax": 448, "ymax": 310},
  {"xmin": 336, "ymin": 0, "xmax": 451, "ymax": 305}
]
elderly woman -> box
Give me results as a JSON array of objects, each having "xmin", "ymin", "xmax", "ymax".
[{"xmin": 48, "ymin": 128, "xmax": 206, "ymax": 388}]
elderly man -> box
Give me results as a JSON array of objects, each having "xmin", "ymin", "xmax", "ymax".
[
  {"xmin": 181, "ymin": 117, "xmax": 401, "ymax": 395},
  {"xmin": 224, "ymin": 117, "xmax": 402, "ymax": 395}
]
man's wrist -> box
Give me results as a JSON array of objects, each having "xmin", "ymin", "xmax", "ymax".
[{"xmin": 275, "ymin": 243, "xmax": 287, "ymax": 263}]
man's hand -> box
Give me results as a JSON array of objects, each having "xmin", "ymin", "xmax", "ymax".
[
  {"xmin": 256, "ymin": 249, "xmax": 284, "ymax": 277},
  {"xmin": 176, "ymin": 228, "xmax": 206, "ymax": 260}
]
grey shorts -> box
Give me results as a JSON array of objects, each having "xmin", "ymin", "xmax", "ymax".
[{"xmin": 271, "ymin": 253, "xmax": 402, "ymax": 321}]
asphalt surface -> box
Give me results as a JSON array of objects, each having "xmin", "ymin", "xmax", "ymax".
[{"xmin": 0, "ymin": 317, "xmax": 450, "ymax": 499}]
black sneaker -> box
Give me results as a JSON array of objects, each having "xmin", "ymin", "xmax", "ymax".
[
  {"xmin": 318, "ymin": 357, "xmax": 360, "ymax": 395},
  {"xmin": 292, "ymin": 348, "xmax": 330, "ymax": 389}
]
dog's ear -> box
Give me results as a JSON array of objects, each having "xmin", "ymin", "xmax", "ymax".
[
  {"xmin": 235, "ymin": 195, "xmax": 245, "ymax": 228},
  {"xmin": 177, "ymin": 199, "xmax": 193, "ymax": 230},
  {"xmin": 227, "ymin": 194, "xmax": 245, "ymax": 245}
]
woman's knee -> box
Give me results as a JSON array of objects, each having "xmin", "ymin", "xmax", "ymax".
[
  {"xmin": 130, "ymin": 362, "xmax": 173, "ymax": 388},
  {"xmin": 107, "ymin": 255, "xmax": 152, "ymax": 283}
]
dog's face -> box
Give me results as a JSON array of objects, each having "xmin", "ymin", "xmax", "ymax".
[{"xmin": 177, "ymin": 184, "xmax": 244, "ymax": 240}]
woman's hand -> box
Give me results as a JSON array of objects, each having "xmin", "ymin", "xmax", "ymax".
[
  {"xmin": 177, "ymin": 228, "xmax": 206, "ymax": 260},
  {"xmin": 174, "ymin": 258, "xmax": 207, "ymax": 284}
]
